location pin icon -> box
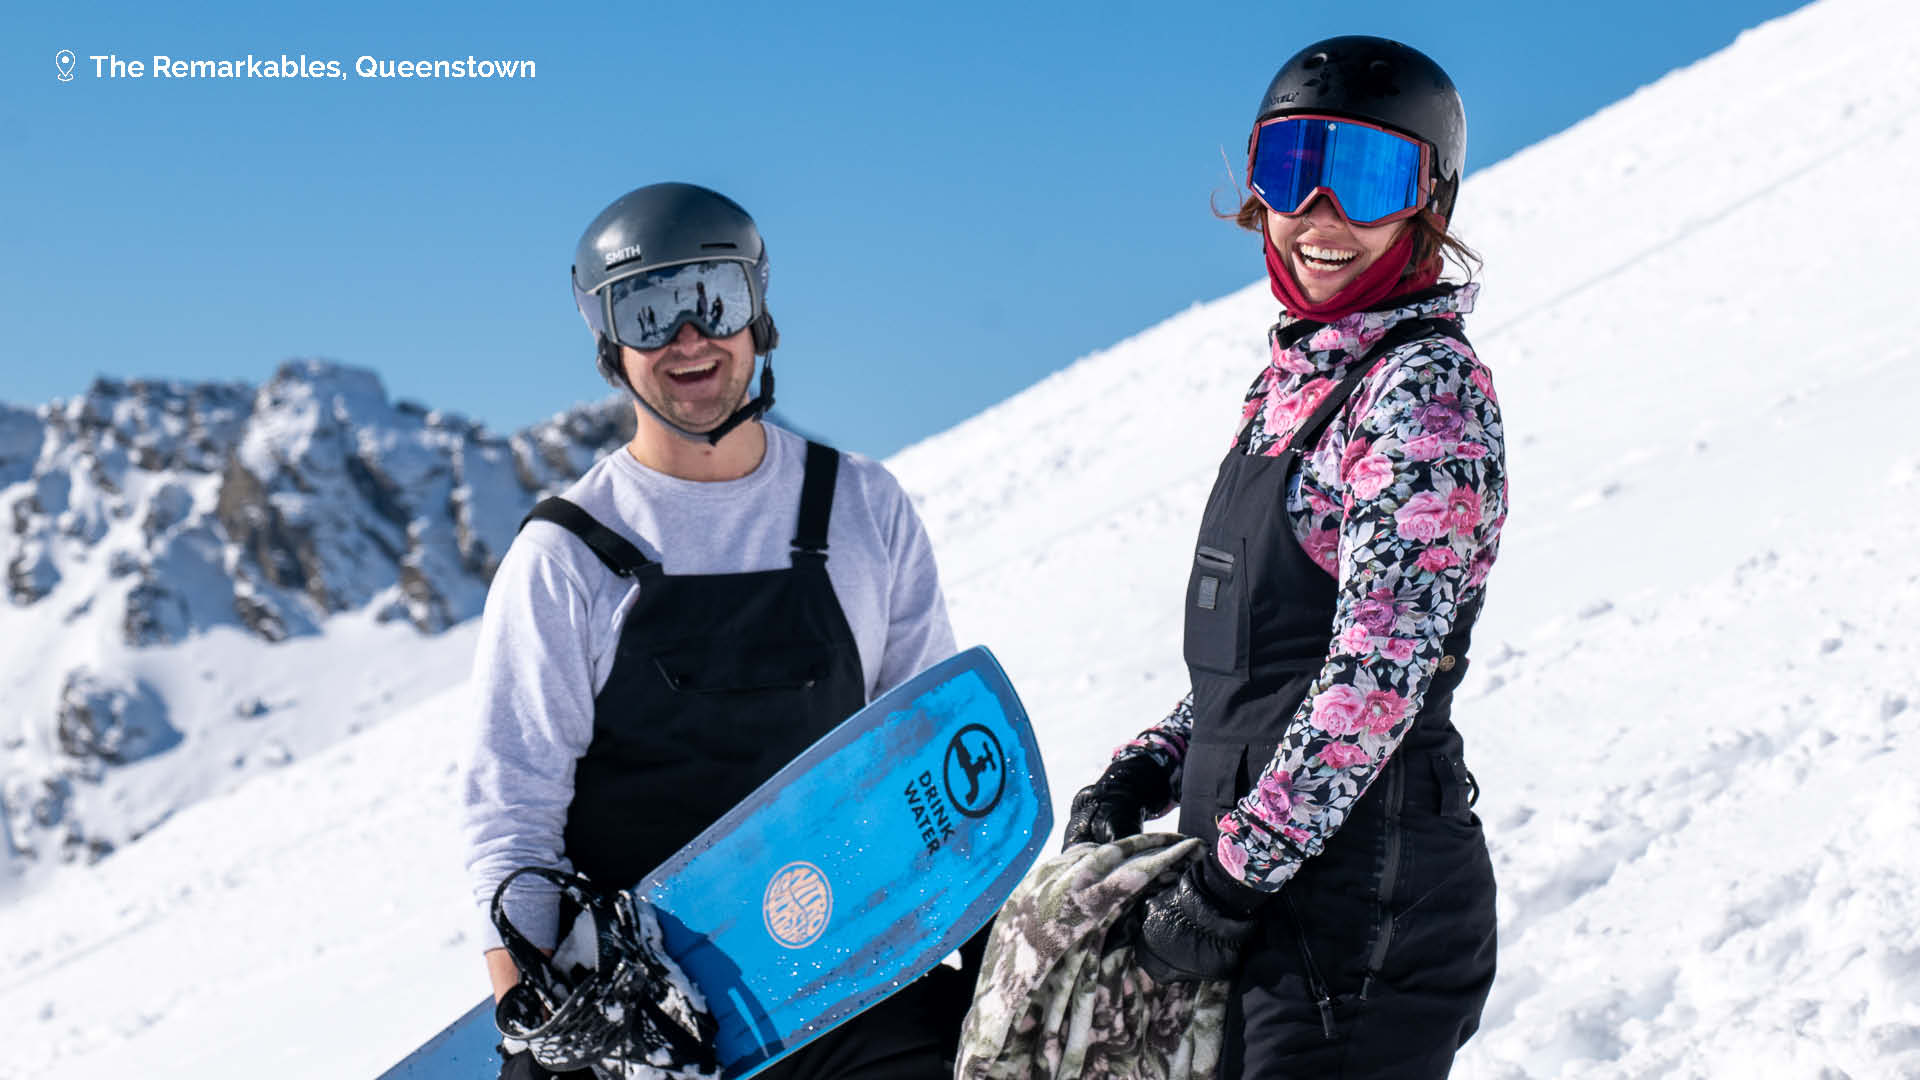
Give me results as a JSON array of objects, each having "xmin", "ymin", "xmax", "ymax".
[{"xmin": 56, "ymin": 50, "xmax": 76, "ymax": 82}]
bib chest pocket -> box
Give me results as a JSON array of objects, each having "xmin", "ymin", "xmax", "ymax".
[
  {"xmin": 1184, "ymin": 539, "xmax": 1250, "ymax": 677},
  {"xmin": 638, "ymin": 640, "xmax": 846, "ymax": 762}
]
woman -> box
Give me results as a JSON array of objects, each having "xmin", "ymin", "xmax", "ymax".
[{"xmin": 1062, "ymin": 36, "xmax": 1505, "ymax": 1078}]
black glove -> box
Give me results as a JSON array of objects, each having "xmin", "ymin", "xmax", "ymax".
[
  {"xmin": 1061, "ymin": 755, "xmax": 1173, "ymax": 849},
  {"xmin": 1134, "ymin": 856, "xmax": 1273, "ymax": 984}
]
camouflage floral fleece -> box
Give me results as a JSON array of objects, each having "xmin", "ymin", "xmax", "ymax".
[{"xmin": 1115, "ymin": 285, "xmax": 1507, "ymax": 891}]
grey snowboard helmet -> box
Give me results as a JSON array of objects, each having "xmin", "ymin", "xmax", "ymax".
[
  {"xmin": 1254, "ymin": 35, "xmax": 1466, "ymax": 221},
  {"xmin": 572, "ymin": 182, "xmax": 779, "ymax": 446}
]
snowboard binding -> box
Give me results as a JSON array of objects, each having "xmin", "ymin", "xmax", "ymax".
[{"xmin": 490, "ymin": 866, "xmax": 720, "ymax": 1080}]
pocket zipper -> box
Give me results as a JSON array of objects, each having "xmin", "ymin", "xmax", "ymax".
[
  {"xmin": 652, "ymin": 658, "xmax": 821, "ymax": 693},
  {"xmin": 1195, "ymin": 545, "xmax": 1236, "ymax": 573},
  {"xmin": 1365, "ymin": 755, "xmax": 1409, "ymax": 981},
  {"xmin": 1282, "ymin": 894, "xmax": 1338, "ymax": 1041}
]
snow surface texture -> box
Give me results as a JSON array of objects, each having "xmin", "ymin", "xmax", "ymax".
[
  {"xmin": 0, "ymin": 362, "xmax": 633, "ymax": 894},
  {"xmin": 6, "ymin": 0, "xmax": 1920, "ymax": 1074}
]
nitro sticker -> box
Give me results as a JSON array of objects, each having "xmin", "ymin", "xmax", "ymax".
[
  {"xmin": 763, "ymin": 861, "xmax": 832, "ymax": 948},
  {"xmin": 905, "ymin": 770, "xmax": 956, "ymax": 855}
]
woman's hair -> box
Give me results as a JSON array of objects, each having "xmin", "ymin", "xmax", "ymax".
[{"xmin": 1222, "ymin": 193, "xmax": 1482, "ymax": 282}]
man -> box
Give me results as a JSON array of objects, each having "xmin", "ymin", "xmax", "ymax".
[{"xmin": 463, "ymin": 182, "xmax": 961, "ymax": 1079}]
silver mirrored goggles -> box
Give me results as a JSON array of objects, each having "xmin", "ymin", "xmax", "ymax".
[{"xmin": 588, "ymin": 259, "xmax": 759, "ymax": 351}]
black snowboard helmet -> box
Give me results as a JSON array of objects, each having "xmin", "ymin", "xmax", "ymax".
[
  {"xmin": 571, "ymin": 182, "xmax": 778, "ymax": 445},
  {"xmin": 1253, "ymin": 36, "xmax": 1467, "ymax": 221}
]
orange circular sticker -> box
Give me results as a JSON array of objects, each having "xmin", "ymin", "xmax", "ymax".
[{"xmin": 763, "ymin": 861, "xmax": 833, "ymax": 948}]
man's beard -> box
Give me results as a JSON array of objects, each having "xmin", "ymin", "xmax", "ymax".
[{"xmin": 642, "ymin": 348, "xmax": 752, "ymax": 432}]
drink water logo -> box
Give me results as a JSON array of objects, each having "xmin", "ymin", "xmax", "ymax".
[
  {"xmin": 906, "ymin": 770, "xmax": 955, "ymax": 855},
  {"xmin": 763, "ymin": 861, "xmax": 832, "ymax": 948},
  {"xmin": 942, "ymin": 724, "xmax": 1006, "ymax": 818}
]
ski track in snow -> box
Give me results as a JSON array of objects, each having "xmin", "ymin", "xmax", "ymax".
[{"xmin": 7, "ymin": 0, "xmax": 1920, "ymax": 1075}]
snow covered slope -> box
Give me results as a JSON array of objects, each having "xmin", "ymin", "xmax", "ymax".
[{"xmin": 7, "ymin": 0, "xmax": 1920, "ymax": 1074}]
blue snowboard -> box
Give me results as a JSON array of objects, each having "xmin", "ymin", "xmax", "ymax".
[{"xmin": 378, "ymin": 646, "xmax": 1050, "ymax": 1079}]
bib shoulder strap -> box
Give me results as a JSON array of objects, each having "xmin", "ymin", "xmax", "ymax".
[
  {"xmin": 1285, "ymin": 316, "xmax": 1464, "ymax": 455},
  {"xmin": 792, "ymin": 440, "xmax": 840, "ymax": 562},
  {"xmin": 518, "ymin": 497, "xmax": 657, "ymax": 579}
]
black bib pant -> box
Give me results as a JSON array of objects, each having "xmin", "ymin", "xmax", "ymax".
[
  {"xmin": 1177, "ymin": 323, "xmax": 1498, "ymax": 1080},
  {"xmin": 502, "ymin": 442, "xmax": 961, "ymax": 1080}
]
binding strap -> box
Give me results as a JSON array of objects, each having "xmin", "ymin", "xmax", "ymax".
[
  {"xmin": 490, "ymin": 866, "xmax": 603, "ymax": 1010},
  {"xmin": 791, "ymin": 440, "xmax": 840, "ymax": 562},
  {"xmin": 489, "ymin": 866, "xmax": 719, "ymax": 1074},
  {"xmin": 519, "ymin": 497, "xmax": 657, "ymax": 579}
]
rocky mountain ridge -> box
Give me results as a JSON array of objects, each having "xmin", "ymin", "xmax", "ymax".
[{"xmin": 0, "ymin": 360, "xmax": 632, "ymax": 884}]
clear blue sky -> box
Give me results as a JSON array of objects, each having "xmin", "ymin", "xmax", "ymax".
[{"xmin": 7, "ymin": 0, "xmax": 1808, "ymax": 459}]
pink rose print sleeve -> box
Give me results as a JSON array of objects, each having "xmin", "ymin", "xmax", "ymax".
[{"xmin": 1219, "ymin": 330, "xmax": 1507, "ymax": 890}]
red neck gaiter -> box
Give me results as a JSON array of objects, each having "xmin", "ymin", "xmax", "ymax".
[{"xmin": 1264, "ymin": 227, "xmax": 1441, "ymax": 323}]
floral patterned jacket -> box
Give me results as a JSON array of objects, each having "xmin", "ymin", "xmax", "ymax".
[{"xmin": 1114, "ymin": 284, "xmax": 1507, "ymax": 891}]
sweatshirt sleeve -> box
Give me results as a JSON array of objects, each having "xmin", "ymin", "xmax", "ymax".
[
  {"xmin": 868, "ymin": 474, "xmax": 959, "ymax": 698},
  {"xmin": 460, "ymin": 527, "xmax": 605, "ymax": 951},
  {"xmin": 1215, "ymin": 339, "xmax": 1507, "ymax": 890}
]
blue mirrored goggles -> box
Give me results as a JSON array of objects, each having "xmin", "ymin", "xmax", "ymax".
[
  {"xmin": 577, "ymin": 259, "xmax": 759, "ymax": 351},
  {"xmin": 1247, "ymin": 114, "xmax": 1432, "ymax": 226}
]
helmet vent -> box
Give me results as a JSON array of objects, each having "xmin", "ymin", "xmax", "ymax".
[
  {"xmin": 1367, "ymin": 59, "xmax": 1401, "ymax": 95},
  {"xmin": 700, "ymin": 241, "xmax": 739, "ymax": 250},
  {"xmin": 1304, "ymin": 53, "xmax": 1327, "ymax": 69}
]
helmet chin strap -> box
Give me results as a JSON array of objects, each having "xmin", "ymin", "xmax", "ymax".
[{"xmin": 623, "ymin": 351, "xmax": 776, "ymax": 447}]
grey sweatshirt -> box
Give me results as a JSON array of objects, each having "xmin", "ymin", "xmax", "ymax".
[{"xmin": 461, "ymin": 423, "xmax": 956, "ymax": 949}]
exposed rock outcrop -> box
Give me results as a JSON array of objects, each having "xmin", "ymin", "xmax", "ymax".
[{"xmin": 55, "ymin": 669, "xmax": 178, "ymax": 768}]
